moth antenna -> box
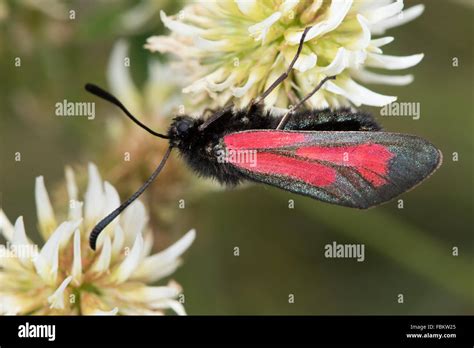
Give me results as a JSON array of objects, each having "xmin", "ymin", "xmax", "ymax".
[
  {"xmin": 89, "ymin": 146, "xmax": 173, "ymax": 250},
  {"xmin": 85, "ymin": 83, "xmax": 169, "ymax": 139}
]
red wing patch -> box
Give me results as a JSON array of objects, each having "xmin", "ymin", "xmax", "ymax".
[
  {"xmin": 296, "ymin": 144, "xmax": 394, "ymax": 187},
  {"xmin": 235, "ymin": 152, "xmax": 336, "ymax": 187}
]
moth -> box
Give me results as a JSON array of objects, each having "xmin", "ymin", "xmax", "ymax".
[{"xmin": 86, "ymin": 27, "xmax": 442, "ymax": 250}]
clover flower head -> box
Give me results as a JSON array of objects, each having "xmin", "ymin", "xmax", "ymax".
[
  {"xmin": 146, "ymin": 0, "xmax": 425, "ymax": 110},
  {"xmin": 0, "ymin": 163, "xmax": 195, "ymax": 315}
]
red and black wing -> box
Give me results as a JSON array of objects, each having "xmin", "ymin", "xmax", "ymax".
[{"xmin": 223, "ymin": 130, "xmax": 442, "ymax": 209}]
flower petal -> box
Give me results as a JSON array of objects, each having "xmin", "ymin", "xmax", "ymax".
[
  {"xmin": 34, "ymin": 220, "xmax": 81, "ymax": 285},
  {"xmin": 59, "ymin": 219, "xmax": 82, "ymax": 249},
  {"xmin": 248, "ymin": 12, "xmax": 282, "ymax": 43},
  {"xmin": 90, "ymin": 235, "xmax": 112, "ymax": 274},
  {"xmin": 294, "ymin": 53, "xmax": 317, "ymax": 72},
  {"xmin": 366, "ymin": 53, "xmax": 424, "ymax": 70},
  {"xmin": 351, "ymin": 68, "xmax": 414, "ymax": 86},
  {"xmin": 206, "ymin": 71, "xmax": 237, "ymax": 92},
  {"xmin": 35, "ymin": 176, "xmax": 57, "ymax": 239},
  {"xmin": 326, "ymin": 78, "xmax": 397, "ymax": 107},
  {"xmin": 113, "ymin": 284, "xmax": 181, "ymax": 303},
  {"xmin": 0, "ymin": 210, "xmax": 15, "ymax": 241},
  {"xmin": 285, "ymin": 0, "xmax": 353, "ymax": 44},
  {"xmin": 370, "ymin": 36, "xmax": 394, "ymax": 48},
  {"xmin": 84, "ymin": 163, "xmax": 104, "ymax": 226},
  {"xmin": 144, "ymin": 35, "xmax": 193, "ymax": 55},
  {"xmin": 111, "ymin": 224, "xmax": 125, "ymax": 260},
  {"xmin": 371, "ymin": 4, "xmax": 425, "ymax": 35},
  {"xmin": 160, "ymin": 10, "xmax": 204, "ymax": 36},
  {"xmin": 103, "ymin": 182, "xmax": 120, "ymax": 224},
  {"xmin": 368, "ymin": 36, "xmax": 394, "ymax": 54},
  {"xmin": 131, "ymin": 229, "xmax": 195, "ymax": 283},
  {"xmin": 149, "ymin": 299, "xmax": 186, "ymax": 315},
  {"xmin": 182, "ymin": 77, "xmax": 208, "ymax": 94},
  {"xmin": 107, "ymin": 40, "xmax": 143, "ymax": 117},
  {"xmin": 194, "ymin": 36, "xmax": 228, "ymax": 51},
  {"xmin": 110, "ymin": 232, "xmax": 144, "ymax": 283},
  {"xmin": 318, "ymin": 47, "xmax": 348, "ymax": 75},
  {"xmin": 71, "ymin": 229, "xmax": 82, "ymax": 284},
  {"xmin": 301, "ymin": 0, "xmax": 323, "ymax": 24},
  {"xmin": 362, "ymin": 0, "xmax": 403, "ymax": 25},
  {"xmin": 68, "ymin": 200, "xmax": 83, "ymax": 221},
  {"xmin": 168, "ymin": 300, "xmax": 186, "ymax": 315},
  {"xmin": 122, "ymin": 200, "xmax": 148, "ymax": 247},
  {"xmin": 284, "ymin": 46, "xmax": 318, "ymax": 72},
  {"xmin": 279, "ymin": 0, "xmax": 300, "ymax": 14},
  {"xmin": 138, "ymin": 259, "xmax": 183, "ymax": 283},
  {"xmin": 48, "ymin": 276, "xmax": 72, "ymax": 309},
  {"xmin": 12, "ymin": 216, "xmax": 35, "ymax": 266},
  {"xmin": 12, "ymin": 216, "xmax": 29, "ymax": 244},
  {"xmin": 262, "ymin": 64, "xmax": 286, "ymax": 107},
  {"xmin": 232, "ymin": 70, "xmax": 263, "ymax": 98},
  {"xmin": 141, "ymin": 231, "xmax": 154, "ymax": 261},
  {"xmin": 65, "ymin": 166, "xmax": 78, "ymax": 201},
  {"xmin": 347, "ymin": 14, "xmax": 371, "ymax": 51},
  {"xmin": 235, "ymin": 0, "xmax": 257, "ymax": 16}
]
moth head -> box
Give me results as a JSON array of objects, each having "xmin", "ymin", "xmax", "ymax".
[{"xmin": 168, "ymin": 116, "xmax": 199, "ymax": 147}]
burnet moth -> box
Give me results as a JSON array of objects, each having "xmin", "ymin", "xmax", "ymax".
[{"xmin": 85, "ymin": 27, "xmax": 442, "ymax": 250}]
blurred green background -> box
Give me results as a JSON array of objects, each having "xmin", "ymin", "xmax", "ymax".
[{"xmin": 0, "ymin": 0, "xmax": 472, "ymax": 314}]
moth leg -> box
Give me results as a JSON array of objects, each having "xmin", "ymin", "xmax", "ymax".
[
  {"xmin": 276, "ymin": 76, "xmax": 336, "ymax": 130},
  {"xmin": 254, "ymin": 26, "xmax": 312, "ymax": 106}
]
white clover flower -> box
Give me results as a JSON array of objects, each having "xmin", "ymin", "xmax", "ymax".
[
  {"xmin": 145, "ymin": 0, "xmax": 425, "ymax": 110},
  {"xmin": 0, "ymin": 164, "xmax": 195, "ymax": 315},
  {"xmin": 106, "ymin": 39, "xmax": 184, "ymax": 127}
]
